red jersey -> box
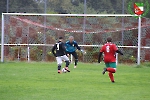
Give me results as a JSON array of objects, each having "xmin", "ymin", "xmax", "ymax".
[{"xmin": 100, "ymin": 42, "xmax": 118, "ymax": 63}]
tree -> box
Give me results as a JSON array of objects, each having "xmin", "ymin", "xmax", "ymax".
[
  {"xmin": 45, "ymin": 0, "xmax": 98, "ymax": 14},
  {"xmin": 79, "ymin": 0, "xmax": 115, "ymax": 13},
  {"xmin": 0, "ymin": 0, "xmax": 42, "ymax": 13},
  {"xmin": 0, "ymin": 1, "xmax": 7, "ymax": 13}
]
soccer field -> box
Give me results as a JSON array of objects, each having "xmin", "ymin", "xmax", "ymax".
[{"xmin": 0, "ymin": 62, "xmax": 150, "ymax": 100}]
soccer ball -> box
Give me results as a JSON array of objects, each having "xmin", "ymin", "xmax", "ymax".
[{"xmin": 62, "ymin": 68, "xmax": 67, "ymax": 73}]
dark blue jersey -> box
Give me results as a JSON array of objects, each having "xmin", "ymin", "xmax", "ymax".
[
  {"xmin": 65, "ymin": 41, "xmax": 81, "ymax": 53},
  {"xmin": 52, "ymin": 41, "xmax": 66, "ymax": 57}
]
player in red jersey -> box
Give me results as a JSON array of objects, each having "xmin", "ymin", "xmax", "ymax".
[{"xmin": 98, "ymin": 37, "xmax": 123, "ymax": 83}]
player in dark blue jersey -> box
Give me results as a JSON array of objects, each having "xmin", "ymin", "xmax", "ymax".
[
  {"xmin": 52, "ymin": 37, "xmax": 70, "ymax": 73},
  {"xmin": 65, "ymin": 36, "xmax": 83, "ymax": 68}
]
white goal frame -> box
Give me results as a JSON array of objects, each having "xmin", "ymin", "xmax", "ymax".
[{"xmin": 1, "ymin": 13, "xmax": 142, "ymax": 65}]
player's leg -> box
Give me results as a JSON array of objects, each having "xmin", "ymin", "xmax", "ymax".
[
  {"xmin": 67, "ymin": 52, "xmax": 71, "ymax": 62},
  {"xmin": 72, "ymin": 51, "xmax": 78, "ymax": 68},
  {"xmin": 108, "ymin": 72, "xmax": 115, "ymax": 83},
  {"xmin": 61, "ymin": 55, "xmax": 70, "ymax": 72},
  {"xmin": 103, "ymin": 62, "xmax": 116, "ymax": 83},
  {"xmin": 56, "ymin": 57, "xmax": 63, "ymax": 73},
  {"xmin": 102, "ymin": 63, "xmax": 109, "ymax": 74},
  {"xmin": 108, "ymin": 63, "xmax": 116, "ymax": 83},
  {"xmin": 102, "ymin": 63, "xmax": 116, "ymax": 74},
  {"xmin": 66, "ymin": 51, "xmax": 69, "ymax": 57},
  {"xmin": 106, "ymin": 63, "xmax": 116, "ymax": 73}
]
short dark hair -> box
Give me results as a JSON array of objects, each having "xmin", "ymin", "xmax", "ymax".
[
  {"xmin": 107, "ymin": 37, "xmax": 112, "ymax": 42},
  {"xmin": 59, "ymin": 37, "xmax": 63, "ymax": 39}
]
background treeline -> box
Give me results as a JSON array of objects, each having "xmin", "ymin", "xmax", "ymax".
[{"xmin": 0, "ymin": 0, "xmax": 150, "ymax": 18}]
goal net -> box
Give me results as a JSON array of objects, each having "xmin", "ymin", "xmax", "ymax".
[{"xmin": 1, "ymin": 13, "xmax": 150, "ymax": 64}]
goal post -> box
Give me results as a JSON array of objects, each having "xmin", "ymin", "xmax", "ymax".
[
  {"xmin": 1, "ymin": 13, "xmax": 4, "ymax": 62},
  {"xmin": 137, "ymin": 16, "xmax": 141, "ymax": 65},
  {"xmin": 1, "ymin": 13, "xmax": 147, "ymax": 64}
]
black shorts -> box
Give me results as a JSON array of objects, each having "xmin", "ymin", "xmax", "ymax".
[{"xmin": 66, "ymin": 51, "xmax": 78, "ymax": 59}]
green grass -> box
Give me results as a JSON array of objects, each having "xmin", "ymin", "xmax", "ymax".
[{"xmin": 0, "ymin": 62, "xmax": 150, "ymax": 100}]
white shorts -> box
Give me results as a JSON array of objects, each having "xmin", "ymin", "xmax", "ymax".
[{"xmin": 56, "ymin": 55, "xmax": 69, "ymax": 65}]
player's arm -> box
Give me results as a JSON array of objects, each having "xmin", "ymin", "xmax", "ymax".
[
  {"xmin": 74, "ymin": 42, "xmax": 86, "ymax": 54},
  {"xmin": 114, "ymin": 44, "xmax": 123, "ymax": 55},
  {"xmin": 98, "ymin": 52, "xmax": 103, "ymax": 63},
  {"xmin": 61, "ymin": 43, "xmax": 67, "ymax": 54},
  {"xmin": 74, "ymin": 42, "xmax": 81, "ymax": 51},
  {"xmin": 116, "ymin": 50, "xmax": 123, "ymax": 55},
  {"xmin": 64, "ymin": 42, "xmax": 69, "ymax": 54},
  {"xmin": 52, "ymin": 44, "xmax": 57, "ymax": 57},
  {"xmin": 98, "ymin": 46, "xmax": 104, "ymax": 63},
  {"xmin": 64, "ymin": 41, "xmax": 68, "ymax": 49},
  {"xmin": 64, "ymin": 44, "xmax": 69, "ymax": 56}
]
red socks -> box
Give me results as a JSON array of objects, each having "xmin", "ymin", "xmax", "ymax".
[
  {"xmin": 106, "ymin": 68, "xmax": 116, "ymax": 82},
  {"xmin": 109, "ymin": 72, "xmax": 114, "ymax": 82}
]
